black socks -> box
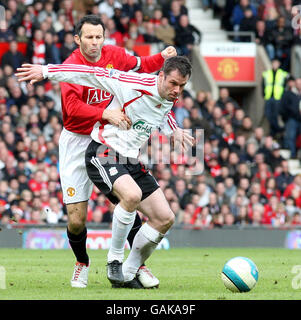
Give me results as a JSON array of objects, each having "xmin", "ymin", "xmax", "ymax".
[
  {"xmin": 67, "ymin": 213, "xmax": 143, "ymax": 267},
  {"xmin": 67, "ymin": 227, "xmax": 89, "ymax": 265}
]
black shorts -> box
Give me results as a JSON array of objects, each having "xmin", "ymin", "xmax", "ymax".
[{"xmin": 85, "ymin": 140, "xmax": 160, "ymax": 204}]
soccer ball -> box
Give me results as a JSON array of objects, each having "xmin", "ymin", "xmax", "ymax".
[{"xmin": 221, "ymin": 256, "xmax": 259, "ymax": 293}]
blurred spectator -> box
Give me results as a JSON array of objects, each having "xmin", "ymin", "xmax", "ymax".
[
  {"xmin": 15, "ymin": 26, "xmax": 28, "ymax": 43},
  {"xmin": 45, "ymin": 32, "xmax": 61, "ymax": 64},
  {"xmin": 174, "ymin": 178, "xmax": 191, "ymax": 209},
  {"xmin": 165, "ymin": 0, "xmax": 188, "ymax": 27},
  {"xmin": 124, "ymin": 22, "xmax": 145, "ymax": 44},
  {"xmin": 57, "ymin": 18, "xmax": 74, "ymax": 44},
  {"xmin": 285, "ymin": 196, "xmax": 299, "ymax": 217},
  {"xmin": 251, "ymin": 203, "xmax": 264, "ymax": 225},
  {"xmin": 235, "ymin": 205, "xmax": 250, "ymax": 225},
  {"xmin": 27, "ymin": 29, "xmax": 46, "ymax": 64},
  {"xmin": 255, "ymin": 20, "xmax": 271, "ymax": 53},
  {"xmin": 239, "ymin": 8, "xmax": 257, "ymax": 41},
  {"xmin": 267, "ymin": 16, "xmax": 293, "ymax": 70},
  {"xmin": 269, "ymin": 142, "xmax": 285, "ymax": 170},
  {"xmin": 99, "ymin": 0, "xmax": 122, "ymax": 19},
  {"xmin": 143, "ymin": 21, "xmax": 161, "ymax": 44},
  {"xmin": 45, "ymin": 82, "xmax": 62, "ymax": 113},
  {"xmin": 276, "ymin": 160, "xmax": 294, "ymax": 194},
  {"xmin": 231, "ymin": 108, "xmax": 245, "ymax": 132},
  {"xmin": 1, "ymin": 41, "xmax": 26, "ymax": 70},
  {"xmin": 124, "ymin": 38, "xmax": 138, "ymax": 56},
  {"xmin": 106, "ymin": 19, "xmax": 124, "ymax": 47},
  {"xmin": 278, "ymin": 0, "xmax": 293, "ymax": 28},
  {"xmin": 231, "ymin": 0, "xmax": 257, "ymax": 32},
  {"xmin": 22, "ymin": 11, "xmax": 33, "ymax": 38},
  {"xmin": 290, "ymin": 212, "xmax": 301, "ymax": 225},
  {"xmin": 53, "ymin": 12, "xmax": 67, "ymax": 34},
  {"xmin": 216, "ymin": 88, "xmax": 239, "ymax": 111},
  {"xmin": 7, "ymin": 85, "xmax": 27, "ymax": 109},
  {"xmin": 279, "ymin": 78, "xmax": 301, "ymax": 158},
  {"xmin": 262, "ymin": 59, "xmax": 289, "ymax": 137},
  {"xmin": 37, "ymin": 1, "xmax": 58, "ymax": 25},
  {"xmin": 235, "ymin": 116, "xmax": 253, "ymax": 142},
  {"xmin": 131, "ymin": 10, "xmax": 146, "ymax": 35},
  {"xmin": 194, "ymin": 206, "xmax": 212, "ymax": 228},
  {"xmin": 150, "ymin": 8, "xmax": 163, "ymax": 26},
  {"xmin": 142, "ymin": 0, "xmax": 158, "ymax": 20},
  {"xmin": 44, "ymin": 196, "xmax": 65, "ymax": 224},
  {"xmin": 59, "ymin": 31, "xmax": 76, "ymax": 62},
  {"xmin": 170, "ymin": 200, "xmax": 185, "ymax": 224},
  {"xmin": 91, "ymin": 207, "xmax": 105, "ymax": 223},
  {"xmin": 155, "ymin": 16, "xmax": 175, "ymax": 46},
  {"xmin": 122, "ymin": 0, "xmax": 142, "ymax": 20},
  {"xmin": 174, "ymin": 14, "xmax": 201, "ymax": 56},
  {"xmin": 6, "ymin": 0, "xmax": 23, "ymax": 33},
  {"xmin": 257, "ymin": 0, "xmax": 279, "ymax": 31},
  {"xmin": 0, "ymin": 10, "xmax": 15, "ymax": 42},
  {"xmin": 283, "ymin": 174, "xmax": 301, "ymax": 202},
  {"xmin": 58, "ymin": 0, "xmax": 76, "ymax": 26}
]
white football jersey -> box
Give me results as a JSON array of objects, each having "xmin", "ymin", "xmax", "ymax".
[{"xmin": 43, "ymin": 64, "xmax": 177, "ymax": 158}]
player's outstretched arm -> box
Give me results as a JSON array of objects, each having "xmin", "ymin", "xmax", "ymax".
[{"xmin": 16, "ymin": 64, "xmax": 115, "ymax": 95}]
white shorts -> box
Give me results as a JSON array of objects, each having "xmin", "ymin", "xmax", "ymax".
[{"xmin": 59, "ymin": 128, "xmax": 93, "ymax": 204}]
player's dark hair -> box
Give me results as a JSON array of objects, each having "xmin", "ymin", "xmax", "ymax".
[
  {"xmin": 75, "ymin": 15, "xmax": 106, "ymax": 38},
  {"xmin": 162, "ymin": 56, "xmax": 192, "ymax": 78}
]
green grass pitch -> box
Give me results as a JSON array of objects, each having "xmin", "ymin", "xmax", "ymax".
[{"xmin": 0, "ymin": 247, "xmax": 300, "ymax": 300}]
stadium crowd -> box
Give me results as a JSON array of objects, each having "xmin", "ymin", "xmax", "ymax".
[{"xmin": 0, "ymin": 0, "xmax": 301, "ymax": 229}]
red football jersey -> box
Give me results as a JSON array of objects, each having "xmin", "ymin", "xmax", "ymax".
[{"xmin": 60, "ymin": 45, "xmax": 165, "ymax": 135}]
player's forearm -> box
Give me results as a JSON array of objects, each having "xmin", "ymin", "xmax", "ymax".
[
  {"xmin": 139, "ymin": 53, "xmax": 164, "ymax": 73},
  {"xmin": 42, "ymin": 64, "xmax": 111, "ymax": 93},
  {"xmin": 61, "ymin": 84, "xmax": 105, "ymax": 122}
]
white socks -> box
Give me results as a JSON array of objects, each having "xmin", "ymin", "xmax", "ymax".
[
  {"xmin": 107, "ymin": 204, "xmax": 136, "ymax": 263},
  {"xmin": 123, "ymin": 223, "xmax": 164, "ymax": 282}
]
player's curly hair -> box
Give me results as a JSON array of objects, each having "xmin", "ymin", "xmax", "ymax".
[
  {"xmin": 163, "ymin": 56, "xmax": 192, "ymax": 78},
  {"xmin": 75, "ymin": 15, "xmax": 106, "ymax": 38}
]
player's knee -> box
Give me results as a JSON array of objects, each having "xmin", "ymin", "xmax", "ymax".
[
  {"xmin": 123, "ymin": 189, "xmax": 142, "ymax": 209},
  {"xmin": 165, "ymin": 209, "xmax": 175, "ymax": 228},
  {"xmin": 160, "ymin": 209, "xmax": 175, "ymax": 231},
  {"xmin": 68, "ymin": 219, "xmax": 86, "ymax": 234},
  {"xmin": 67, "ymin": 207, "xmax": 86, "ymax": 234}
]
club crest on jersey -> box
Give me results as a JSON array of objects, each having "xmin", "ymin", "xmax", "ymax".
[
  {"xmin": 67, "ymin": 187, "xmax": 75, "ymax": 197},
  {"xmin": 108, "ymin": 68, "xmax": 120, "ymax": 78},
  {"xmin": 87, "ymin": 88, "xmax": 112, "ymax": 104},
  {"xmin": 109, "ymin": 167, "xmax": 118, "ymax": 176},
  {"xmin": 133, "ymin": 120, "xmax": 153, "ymax": 138}
]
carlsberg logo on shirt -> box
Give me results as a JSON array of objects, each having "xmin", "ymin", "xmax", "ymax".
[{"xmin": 133, "ymin": 120, "xmax": 153, "ymax": 138}]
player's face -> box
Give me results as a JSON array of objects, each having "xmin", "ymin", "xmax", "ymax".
[
  {"xmin": 158, "ymin": 70, "xmax": 189, "ymax": 101},
  {"xmin": 76, "ymin": 23, "xmax": 105, "ymax": 62}
]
